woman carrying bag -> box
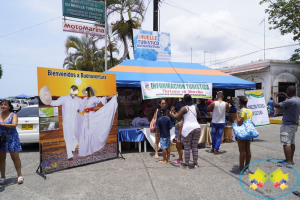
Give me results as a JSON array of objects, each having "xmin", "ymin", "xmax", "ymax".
[{"xmin": 234, "ymin": 96, "xmax": 257, "ymax": 174}]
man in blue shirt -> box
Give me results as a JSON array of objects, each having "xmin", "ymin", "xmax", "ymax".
[
  {"xmin": 273, "ymin": 86, "xmax": 300, "ymax": 165},
  {"xmin": 156, "ymin": 106, "xmax": 172, "ymax": 163}
]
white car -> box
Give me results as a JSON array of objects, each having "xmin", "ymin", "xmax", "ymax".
[
  {"xmin": 11, "ymin": 99, "xmax": 28, "ymax": 111},
  {"xmin": 16, "ymin": 105, "xmax": 39, "ymax": 143}
]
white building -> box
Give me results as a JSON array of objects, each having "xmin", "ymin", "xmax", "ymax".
[{"xmin": 221, "ymin": 60, "xmax": 300, "ymax": 113}]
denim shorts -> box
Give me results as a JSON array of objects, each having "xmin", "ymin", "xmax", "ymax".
[
  {"xmin": 160, "ymin": 137, "xmax": 170, "ymax": 150},
  {"xmin": 280, "ymin": 124, "xmax": 298, "ymax": 145}
]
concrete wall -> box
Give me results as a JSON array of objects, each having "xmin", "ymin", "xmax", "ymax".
[
  {"xmin": 270, "ymin": 62, "xmax": 300, "ymax": 96},
  {"xmin": 235, "ymin": 69, "xmax": 271, "ymax": 102}
]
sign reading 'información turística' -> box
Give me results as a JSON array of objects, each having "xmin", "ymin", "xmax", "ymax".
[
  {"xmin": 62, "ymin": 0, "xmax": 105, "ymax": 22},
  {"xmin": 141, "ymin": 81, "xmax": 212, "ymax": 100}
]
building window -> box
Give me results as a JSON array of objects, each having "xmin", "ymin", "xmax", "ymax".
[{"xmin": 256, "ymin": 83, "xmax": 262, "ymax": 89}]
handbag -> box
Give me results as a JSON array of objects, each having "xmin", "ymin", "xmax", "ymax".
[
  {"xmin": 232, "ymin": 109, "xmax": 259, "ymax": 140},
  {"xmin": 150, "ymin": 109, "xmax": 158, "ymax": 133}
]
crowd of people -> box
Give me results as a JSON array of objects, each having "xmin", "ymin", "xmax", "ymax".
[
  {"xmin": 148, "ymin": 87, "xmax": 300, "ymax": 172},
  {"xmin": 0, "ymin": 86, "xmax": 299, "ymax": 185}
]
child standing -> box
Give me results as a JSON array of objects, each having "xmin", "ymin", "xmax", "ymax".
[
  {"xmin": 156, "ymin": 106, "xmax": 172, "ymax": 163},
  {"xmin": 174, "ymin": 117, "xmax": 183, "ymax": 164}
]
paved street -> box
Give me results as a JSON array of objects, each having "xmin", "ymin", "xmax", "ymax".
[{"xmin": 1, "ymin": 124, "xmax": 300, "ymax": 199}]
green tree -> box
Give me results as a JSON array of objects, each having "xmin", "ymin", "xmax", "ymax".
[
  {"xmin": 63, "ymin": 34, "xmax": 105, "ymax": 72},
  {"xmin": 260, "ymin": 0, "xmax": 300, "ymax": 60},
  {"xmin": 0, "ymin": 64, "xmax": 3, "ymax": 79},
  {"xmin": 108, "ymin": 0, "xmax": 145, "ymax": 61},
  {"xmin": 107, "ymin": 31, "xmax": 120, "ymax": 68}
]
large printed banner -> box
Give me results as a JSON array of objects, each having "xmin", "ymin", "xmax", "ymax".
[
  {"xmin": 245, "ymin": 90, "xmax": 270, "ymax": 127},
  {"xmin": 141, "ymin": 81, "xmax": 212, "ymax": 100},
  {"xmin": 133, "ymin": 29, "xmax": 171, "ymax": 61},
  {"xmin": 37, "ymin": 68, "xmax": 118, "ymax": 172}
]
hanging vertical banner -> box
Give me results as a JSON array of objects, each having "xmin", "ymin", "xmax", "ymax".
[
  {"xmin": 37, "ymin": 68, "xmax": 118, "ymax": 172},
  {"xmin": 245, "ymin": 90, "xmax": 270, "ymax": 127},
  {"xmin": 133, "ymin": 29, "xmax": 171, "ymax": 61},
  {"xmin": 141, "ymin": 81, "xmax": 212, "ymax": 99}
]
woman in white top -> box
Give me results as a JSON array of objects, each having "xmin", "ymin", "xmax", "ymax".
[
  {"xmin": 207, "ymin": 92, "xmax": 229, "ymax": 155},
  {"xmin": 170, "ymin": 94, "xmax": 201, "ymax": 169}
]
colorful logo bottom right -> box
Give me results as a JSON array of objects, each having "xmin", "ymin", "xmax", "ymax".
[{"xmin": 239, "ymin": 159, "xmax": 299, "ymax": 199}]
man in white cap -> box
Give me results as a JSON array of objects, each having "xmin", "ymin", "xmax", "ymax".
[{"xmin": 40, "ymin": 85, "xmax": 82, "ymax": 160}]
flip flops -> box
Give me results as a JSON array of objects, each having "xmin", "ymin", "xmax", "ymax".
[
  {"xmin": 173, "ymin": 159, "xmax": 182, "ymax": 164},
  {"xmin": 181, "ymin": 164, "xmax": 189, "ymax": 170},
  {"xmin": 278, "ymin": 160, "xmax": 295, "ymax": 165},
  {"xmin": 0, "ymin": 178, "xmax": 4, "ymax": 185},
  {"xmin": 18, "ymin": 176, "xmax": 24, "ymax": 184},
  {"xmin": 277, "ymin": 163, "xmax": 292, "ymax": 169},
  {"xmin": 292, "ymin": 191, "xmax": 300, "ymax": 197},
  {"xmin": 158, "ymin": 160, "xmax": 167, "ymax": 164}
]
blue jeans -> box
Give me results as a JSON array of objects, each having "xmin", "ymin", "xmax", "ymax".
[{"xmin": 211, "ymin": 123, "xmax": 225, "ymax": 150}]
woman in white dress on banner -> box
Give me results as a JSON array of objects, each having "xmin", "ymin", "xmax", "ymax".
[{"xmin": 76, "ymin": 85, "xmax": 117, "ymax": 157}]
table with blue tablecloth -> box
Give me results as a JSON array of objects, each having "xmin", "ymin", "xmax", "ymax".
[{"xmin": 118, "ymin": 128, "xmax": 147, "ymax": 153}]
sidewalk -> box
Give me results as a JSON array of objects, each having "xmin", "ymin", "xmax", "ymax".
[
  {"xmin": 269, "ymin": 116, "xmax": 300, "ymax": 125},
  {"xmin": 1, "ymin": 124, "xmax": 300, "ymax": 199}
]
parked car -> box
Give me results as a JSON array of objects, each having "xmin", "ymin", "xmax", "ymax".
[
  {"xmin": 11, "ymin": 99, "xmax": 28, "ymax": 111},
  {"xmin": 16, "ymin": 105, "xmax": 39, "ymax": 143}
]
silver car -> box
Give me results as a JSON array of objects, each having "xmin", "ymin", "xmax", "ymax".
[{"xmin": 16, "ymin": 105, "xmax": 39, "ymax": 143}]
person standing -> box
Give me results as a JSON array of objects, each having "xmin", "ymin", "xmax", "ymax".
[
  {"xmin": 273, "ymin": 86, "xmax": 300, "ymax": 165},
  {"xmin": 268, "ymin": 97, "xmax": 274, "ymax": 117},
  {"xmin": 0, "ymin": 100, "xmax": 23, "ymax": 185},
  {"xmin": 173, "ymin": 117, "xmax": 183, "ymax": 164},
  {"xmin": 207, "ymin": 92, "xmax": 229, "ymax": 155},
  {"xmin": 170, "ymin": 94, "xmax": 201, "ymax": 169},
  {"xmin": 153, "ymin": 99, "xmax": 167, "ymax": 159},
  {"xmin": 206, "ymin": 98, "xmax": 214, "ymax": 117},
  {"xmin": 156, "ymin": 107, "xmax": 172, "ymax": 163},
  {"xmin": 197, "ymin": 99, "xmax": 207, "ymax": 117},
  {"xmin": 235, "ymin": 96, "xmax": 253, "ymax": 173}
]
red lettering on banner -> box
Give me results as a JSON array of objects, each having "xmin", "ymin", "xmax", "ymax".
[
  {"xmin": 64, "ymin": 23, "xmax": 71, "ymax": 28},
  {"xmin": 139, "ymin": 34, "xmax": 158, "ymax": 41}
]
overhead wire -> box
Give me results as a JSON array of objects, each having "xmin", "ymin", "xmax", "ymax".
[
  {"xmin": 0, "ymin": 16, "xmax": 61, "ymax": 38},
  {"xmin": 162, "ymin": 1, "xmax": 262, "ymax": 50},
  {"xmin": 209, "ymin": 44, "xmax": 299, "ymax": 67},
  {"xmin": 166, "ymin": 0, "xmax": 296, "ymax": 45}
]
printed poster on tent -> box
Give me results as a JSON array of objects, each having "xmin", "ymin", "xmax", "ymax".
[
  {"xmin": 141, "ymin": 81, "xmax": 212, "ymax": 100},
  {"xmin": 133, "ymin": 29, "xmax": 171, "ymax": 61},
  {"xmin": 245, "ymin": 90, "xmax": 270, "ymax": 127},
  {"xmin": 37, "ymin": 67, "xmax": 118, "ymax": 172}
]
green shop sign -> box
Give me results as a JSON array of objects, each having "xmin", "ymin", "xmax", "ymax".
[{"xmin": 63, "ymin": 0, "xmax": 105, "ymax": 22}]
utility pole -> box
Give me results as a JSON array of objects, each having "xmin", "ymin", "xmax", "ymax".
[
  {"xmin": 104, "ymin": 0, "xmax": 107, "ymax": 71},
  {"xmin": 153, "ymin": 0, "xmax": 159, "ymax": 31},
  {"xmin": 259, "ymin": 18, "xmax": 265, "ymax": 60},
  {"xmin": 204, "ymin": 51, "xmax": 213, "ymax": 67}
]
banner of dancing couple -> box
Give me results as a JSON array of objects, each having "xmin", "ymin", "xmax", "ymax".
[{"xmin": 37, "ymin": 67, "xmax": 118, "ymax": 172}]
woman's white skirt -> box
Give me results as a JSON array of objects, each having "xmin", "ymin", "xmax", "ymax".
[{"xmin": 76, "ymin": 96, "xmax": 118, "ymax": 157}]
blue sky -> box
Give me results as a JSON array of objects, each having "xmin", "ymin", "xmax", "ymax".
[{"xmin": 0, "ymin": 0, "xmax": 298, "ymax": 98}]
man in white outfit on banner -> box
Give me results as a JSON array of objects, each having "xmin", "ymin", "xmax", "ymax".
[{"xmin": 39, "ymin": 85, "xmax": 83, "ymax": 160}]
